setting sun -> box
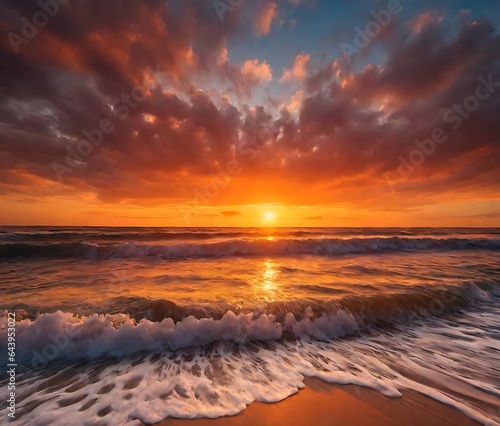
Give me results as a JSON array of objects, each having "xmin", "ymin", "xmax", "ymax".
[{"xmin": 263, "ymin": 211, "xmax": 276, "ymax": 222}]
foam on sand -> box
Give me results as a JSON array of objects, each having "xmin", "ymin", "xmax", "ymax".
[{"xmin": 1, "ymin": 305, "xmax": 498, "ymax": 426}]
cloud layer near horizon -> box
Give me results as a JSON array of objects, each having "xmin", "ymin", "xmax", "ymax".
[{"xmin": 0, "ymin": 0, "xmax": 499, "ymax": 221}]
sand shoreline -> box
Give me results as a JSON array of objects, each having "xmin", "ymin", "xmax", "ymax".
[{"xmin": 155, "ymin": 378, "xmax": 482, "ymax": 426}]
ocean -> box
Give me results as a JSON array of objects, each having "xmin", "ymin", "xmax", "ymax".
[{"xmin": 0, "ymin": 227, "xmax": 499, "ymax": 425}]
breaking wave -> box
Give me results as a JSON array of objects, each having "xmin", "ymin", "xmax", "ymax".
[
  {"xmin": 1, "ymin": 236, "xmax": 499, "ymax": 259},
  {"xmin": 1, "ymin": 280, "xmax": 493, "ymax": 367}
]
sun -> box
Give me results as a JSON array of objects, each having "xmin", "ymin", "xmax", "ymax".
[{"xmin": 263, "ymin": 211, "xmax": 276, "ymax": 222}]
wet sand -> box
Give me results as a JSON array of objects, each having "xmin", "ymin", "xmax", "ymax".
[{"xmin": 159, "ymin": 378, "xmax": 481, "ymax": 426}]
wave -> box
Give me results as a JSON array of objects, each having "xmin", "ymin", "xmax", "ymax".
[
  {"xmin": 0, "ymin": 231, "xmax": 251, "ymax": 242},
  {"xmin": 1, "ymin": 236, "xmax": 499, "ymax": 259},
  {"xmin": 91, "ymin": 280, "xmax": 498, "ymax": 323},
  {"xmin": 2, "ymin": 282, "xmax": 498, "ymax": 426},
  {"xmin": 1, "ymin": 227, "xmax": 499, "ymax": 243},
  {"xmin": 1, "ymin": 281, "xmax": 494, "ymax": 367}
]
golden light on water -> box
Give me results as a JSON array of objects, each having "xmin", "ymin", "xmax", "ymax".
[{"xmin": 260, "ymin": 259, "xmax": 279, "ymax": 300}]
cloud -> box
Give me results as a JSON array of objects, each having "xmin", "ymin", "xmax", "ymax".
[
  {"xmin": 0, "ymin": 1, "xmax": 499, "ymax": 217},
  {"xmin": 282, "ymin": 89, "xmax": 304, "ymax": 112},
  {"xmin": 280, "ymin": 53, "xmax": 310, "ymax": 82},
  {"xmin": 409, "ymin": 10, "xmax": 444, "ymax": 34},
  {"xmin": 461, "ymin": 211, "xmax": 500, "ymax": 219},
  {"xmin": 219, "ymin": 57, "xmax": 273, "ymax": 98},
  {"xmin": 304, "ymin": 215, "xmax": 323, "ymax": 220},
  {"xmin": 287, "ymin": 0, "xmax": 314, "ymax": 5},
  {"xmin": 221, "ymin": 211, "xmax": 242, "ymax": 216},
  {"xmin": 256, "ymin": 2, "xmax": 278, "ymax": 36},
  {"xmin": 241, "ymin": 59, "xmax": 273, "ymax": 84}
]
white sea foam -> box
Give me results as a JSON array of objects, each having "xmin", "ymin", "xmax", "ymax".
[
  {"xmin": 1, "ymin": 306, "xmax": 498, "ymax": 426},
  {"xmin": 0, "ymin": 310, "xmax": 365, "ymax": 372},
  {"xmin": 0, "ymin": 281, "xmax": 492, "ymax": 367}
]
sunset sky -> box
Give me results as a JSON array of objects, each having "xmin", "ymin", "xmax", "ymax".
[{"xmin": 0, "ymin": 0, "xmax": 499, "ymax": 226}]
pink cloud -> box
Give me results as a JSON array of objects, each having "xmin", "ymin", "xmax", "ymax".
[
  {"xmin": 256, "ymin": 2, "xmax": 278, "ymax": 36},
  {"xmin": 410, "ymin": 10, "xmax": 444, "ymax": 34},
  {"xmin": 0, "ymin": 1, "xmax": 499, "ymax": 215},
  {"xmin": 241, "ymin": 59, "xmax": 273, "ymax": 83},
  {"xmin": 280, "ymin": 53, "xmax": 310, "ymax": 82}
]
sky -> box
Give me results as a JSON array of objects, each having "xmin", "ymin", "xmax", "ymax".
[{"xmin": 0, "ymin": 0, "xmax": 499, "ymax": 227}]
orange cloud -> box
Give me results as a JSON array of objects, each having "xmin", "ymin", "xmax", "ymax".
[
  {"xmin": 256, "ymin": 2, "xmax": 278, "ymax": 36},
  {"xmin": 283, "ymin": 89, "xmax": 304, "ymax": 112},
  {"xmin": 410, "ymin": 10, "xmax": 444, "ymax": 34},
  {"xmin": 1, "ymin": 1, "xmax": 499, "ymax": 227},
  {"xmin": 280, "ymin": 53, "xmax": 310, "ymax": 82},
  {"xmin": 241, "ymin": 59, "xmax": 273, "ymax": 83}
]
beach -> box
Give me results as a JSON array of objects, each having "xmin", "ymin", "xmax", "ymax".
[{"xmin": 162, "ymin": 378, "xmax": 482, "ymax": 426}]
